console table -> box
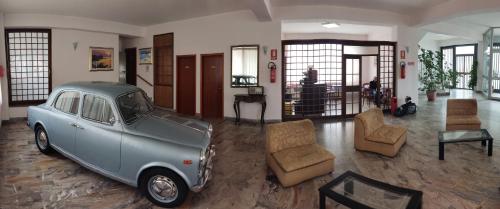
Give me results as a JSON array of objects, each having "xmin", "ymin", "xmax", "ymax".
[{"xmin": 233, "ymin": 94, "xmax": 266, "ymax": 125}]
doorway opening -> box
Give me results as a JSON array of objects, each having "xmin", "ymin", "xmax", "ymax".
[
  {"xmin": 125, "ymin": 48, "xmax": 137, "ymax": 86},
  {"xmin": 282, "ymin": 40, "xmax": 396, "ymax": 120}
]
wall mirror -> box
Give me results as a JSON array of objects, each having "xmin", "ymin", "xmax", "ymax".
[{"xmin": 231, "ymin": 45, "xmax": 259, "ymax": 87}]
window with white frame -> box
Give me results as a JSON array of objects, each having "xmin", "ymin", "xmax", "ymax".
[{"xmin": 5, "ymin": 29, "xmax": 51, "ymax": 106}]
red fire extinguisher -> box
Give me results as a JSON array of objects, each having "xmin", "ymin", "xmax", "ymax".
[
  {"xmin": 268, "ymin": 62, "xmax": 276, "ymax": 83},
  {"xmin": 400, "ymin": 61, "xmax": 406, "ymax": 79}
]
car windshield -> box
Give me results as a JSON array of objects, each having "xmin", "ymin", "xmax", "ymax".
[{"xmin": 117, "ymin": 90, "xmax": 153, "ymax": 123}]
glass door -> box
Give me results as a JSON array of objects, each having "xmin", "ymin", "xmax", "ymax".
[
  {"xmin": 482, "ymin": 29, "xmax": 492, "ymax": 96},
  {"xmin": 343, "ymin": 55, "xmax": 362, "ymax": 116},
  {"xmin": 492, "ymin": 28, "xmax": 500, "ymax": 99}
]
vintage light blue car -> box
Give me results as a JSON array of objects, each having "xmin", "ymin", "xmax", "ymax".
[{"xmin": 27, "ymin": 81, "xmax": 215, "ymax": 208}]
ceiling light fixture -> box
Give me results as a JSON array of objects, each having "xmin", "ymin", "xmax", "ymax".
[{"xmin": 322, "ymin": 22, "xmax": 340, "ymax": 28}]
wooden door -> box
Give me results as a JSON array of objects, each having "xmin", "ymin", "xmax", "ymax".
[
  {"xmin": 176, "ymin": 55, "xmax": 196, "ymax": 115},
  {"xmin": 201, "ymin": 54, "xmax": 224, "ymax": 118},
  {"xmin": 154, "ymin": 33, "xmax": 174, "ymax": 108},
  {"xmin": 125, "ymin": 48, "xmax": 137, "ymax": 85}
]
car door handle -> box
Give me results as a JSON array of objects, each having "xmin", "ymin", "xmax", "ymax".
[{"xmin": 70, "ymin": 123, "xmax": 84, "ymax": 130}]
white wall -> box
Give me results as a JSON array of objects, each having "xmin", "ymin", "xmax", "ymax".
[
  {"xmin": 0, "ymin": 13, "xmax": 6, "ymax": 125},
  {"xmin": 394, "ymin": 25, "xmax": 426, "ymax": 105},
  {"xmin": 361, "ymin": 56, "xmax": 377, "ymax": 84},
  {"xmin": 282, "ymin": 33, "xmax": 367, "ymax": 40},
  {"xmin": 124, "ymin": 11, "xmax": 282, "ymax": 121},
  {"xmin": 418, "ymin": 38, "xmax": 439, "ymax": 51},
  {"xmin": 4, "ymin": 13, "xmax": 143, "ymax": 37},
  {"xmin": 1, "ymin": 28, "xmax": 120, "ymax": 119}
]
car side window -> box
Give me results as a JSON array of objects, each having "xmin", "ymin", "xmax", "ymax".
[
  {"xmin": 82, "ymin": 95, "xmax": 115, "ymax": 124},
  {"xmin": 54, "ymin": 91, "xmax": 80, "ymax": 115}
]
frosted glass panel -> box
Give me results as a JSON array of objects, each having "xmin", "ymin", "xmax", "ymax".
[{"xmin": 6, "ymin": 30, "xmax": 51, "ymax": 104}]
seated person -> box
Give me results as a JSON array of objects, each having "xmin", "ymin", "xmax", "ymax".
[{"xmin": 369, "ymin": 77, "xmax": 379, "ymax": 104}]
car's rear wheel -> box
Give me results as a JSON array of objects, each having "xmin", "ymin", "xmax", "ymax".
[
  {"xmin": 140, "ymin": 168, "xmax": 188, "ymax": 208},
  {"xmin": 35, "ymin": 126, "xmax": 53, "ymax": 154}
]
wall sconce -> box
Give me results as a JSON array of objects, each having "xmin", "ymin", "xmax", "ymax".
[
  {"xmin": 263, "ymin": 46, "xmax": 268, "ymax": 55},
  {"xmin": 73, "ymin": 42, "xmax": 79, "ymax": 51}
]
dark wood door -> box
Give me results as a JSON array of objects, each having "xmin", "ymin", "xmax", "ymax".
[
  {"xmin": 176, "ymin": 55, "xmax": 196, "ymax": 115},
  {"xmin": 201, "ymin": 54, "xmax": 224, "ymax": 118},
  {"xmin": 154, "ymin": 33, "xmax": 174, "ymax": 108},
  {"xmin": 125, "ymin": 48, "xmax": 137, "ymax": 85}
]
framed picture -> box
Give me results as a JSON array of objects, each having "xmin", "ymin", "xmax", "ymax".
[
  {"xmin": 89, "ymin": 47, "xmax": 113, "ymax": 71},
  {"xmin": 248, "ymin": 86, "xmax": 264, "ymax": 95},
  {"xmin": 139, "ymin": 48, "xmax": 153, "ymax": 64}
]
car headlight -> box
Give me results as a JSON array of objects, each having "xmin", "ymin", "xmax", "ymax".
[{"xmin": 199, "ymin": 148, "xmax": 207, "ymax": 177}]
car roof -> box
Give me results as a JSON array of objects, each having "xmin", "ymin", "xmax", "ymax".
[{"xmin": 56, "ymin": 81, "xmax": 140, "ymax": 98}]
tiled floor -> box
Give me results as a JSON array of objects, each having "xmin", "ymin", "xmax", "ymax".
[{"xmin": 1, "ymin": 90, "xmax": 500, "ymax": 209}]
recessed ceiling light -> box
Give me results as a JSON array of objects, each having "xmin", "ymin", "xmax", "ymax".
[{"xmin": 322, "ymin": 22, "xmax": 340, "ymax": 28}]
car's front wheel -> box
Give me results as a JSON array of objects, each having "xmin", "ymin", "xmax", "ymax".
[
  {"xmin": 140, "ymin": 168, "xmax": 188, "ymax": 208},
  {"xmin": 35, "ymin": 126, "xmax": 53, "ymax": 154}
]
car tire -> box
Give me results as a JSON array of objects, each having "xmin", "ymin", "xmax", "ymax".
[
  {"xmin": 140, "ymin": 168, "xmax": 189, "ymax": 208},
  {"xmin": 35, "ymin": 126, "xmax": 53, "ymax": 154}
]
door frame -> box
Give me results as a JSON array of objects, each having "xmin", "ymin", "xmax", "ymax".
[
  {"xmin": 200, "ymin": 53, "xmax": 224, "ymax": 118},
  {"xmin": 342, "ymin": 55, "xmax": 363, "ymax": 117},
  {"xmin": 176, "ymin": 54, "xmax": 197, "ymax": 115}
]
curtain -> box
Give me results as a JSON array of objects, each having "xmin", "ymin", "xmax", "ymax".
[{"xmin": 232, "ymin": 47, "xmax": 258, "ymax": 77}]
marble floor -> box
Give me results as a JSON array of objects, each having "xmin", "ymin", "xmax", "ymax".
[{"xmin": 1, "ymin": 90, "xmax": 500, "ymax": 209}]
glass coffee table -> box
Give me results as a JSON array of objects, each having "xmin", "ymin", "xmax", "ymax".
[
  {"xmin": 319, "ymin": 171, "xmax": 422, "ymax": 209},
  {"xmin": 438, "ymin": 129, "xmax": 493, "ymax": 160}
]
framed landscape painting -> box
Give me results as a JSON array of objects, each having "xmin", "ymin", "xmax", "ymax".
[
  {"xmin": 89, "ymin": 47, "xmax": 114, "ymax": 71},
  {"xmin": 139, "ymin": 48, "xmax": 152, "ymax": 64}
]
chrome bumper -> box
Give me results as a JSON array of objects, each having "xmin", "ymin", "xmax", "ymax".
[{"xmin": 192, "ymin": 144, "xmax": 215, "ymax": 192}]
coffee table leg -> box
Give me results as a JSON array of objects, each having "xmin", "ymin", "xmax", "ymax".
[
  {"xmin": 439, "ymin": 142, "xmax": 444, "ymax": 160},
  {"xmin": 488, "ymin": 139, "xmax": 493, "ymax": 156},
  {"xmin": 319, "ymin": 192, "xmax": 325, "ymax": 209},
  {"xmin": 481, "ymin": 140, "xmax": 486, "ymax": 146}
]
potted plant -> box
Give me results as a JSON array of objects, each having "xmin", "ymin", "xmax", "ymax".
[
  {"xmin": 468, "ymin": 61, "xmax": 478, "ymax": 90},
  {"xmin": 418, "ymin": 49, "xmax": 439, "ymax": 101}
]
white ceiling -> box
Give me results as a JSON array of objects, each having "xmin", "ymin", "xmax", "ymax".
[
  {"xmin": 0, "ymin": 0, "xmax": 249, "ymax": 26},
  {"xmin": 421, "ymin": 32, "xmax": 456, "ymax": 41},
  {"xmin": 271, "ymin": 0, "xmax": 450, "ymax": 13},
  {"xmin": 449, "ymin": 12, "xmax": 500, "ymax": 28},
  {"xmin": 0, "ymin": 0, "xmax": 452, "ymax": 26},
  {"xmin": 282, "ymin": 21, "xmax": 392, "ymax": 35}
]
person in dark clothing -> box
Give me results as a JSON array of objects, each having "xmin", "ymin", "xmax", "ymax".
[{"xmin": 369, "ymin": 76, "xmax": 378, "ymax": 98}]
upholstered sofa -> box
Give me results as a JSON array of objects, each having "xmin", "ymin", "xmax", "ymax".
[
  {"xmin": 446, "ymin": 99, "xmax": 481, "ymax": 131},
  {"xmin": 354, "ymin": 108, "xmax": 407, "ymax": 157},
  {"xmin": 266, "ymin": 119, "xmax": 335, "ymax": 187}
]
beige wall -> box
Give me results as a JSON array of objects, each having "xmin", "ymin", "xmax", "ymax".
[
  {"xmin": 124, "ymin": 10, "xmax": 283, "ymax": 121},
  {"xmin": 52, "ymin": 29, "xmax": 120, "ymax": 87}
]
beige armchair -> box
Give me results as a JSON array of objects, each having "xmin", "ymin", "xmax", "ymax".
[
  {"xmin": 354, "ymin": 108, "xmax": 407, "ymax": 157},
  {"xmin": 446, "ymin": 99, "xmax": 481, "ymax": 131},
  {"xmin": 266, "ymin": 119, "xmax": 335, "ymax": 187}
]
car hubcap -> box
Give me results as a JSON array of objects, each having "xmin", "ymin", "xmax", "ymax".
[
  {"xmin": 148, "ymin": 175, "xmax": 178, "ymax": 202},
  {"xmin": 38, "ymin": 130, "xmax": 48, "ymax": 149}
]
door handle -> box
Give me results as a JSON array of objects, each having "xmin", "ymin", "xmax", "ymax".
[{"xmin": 70, "ymin": 123, "xmax": 84, "ymax": 130}]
